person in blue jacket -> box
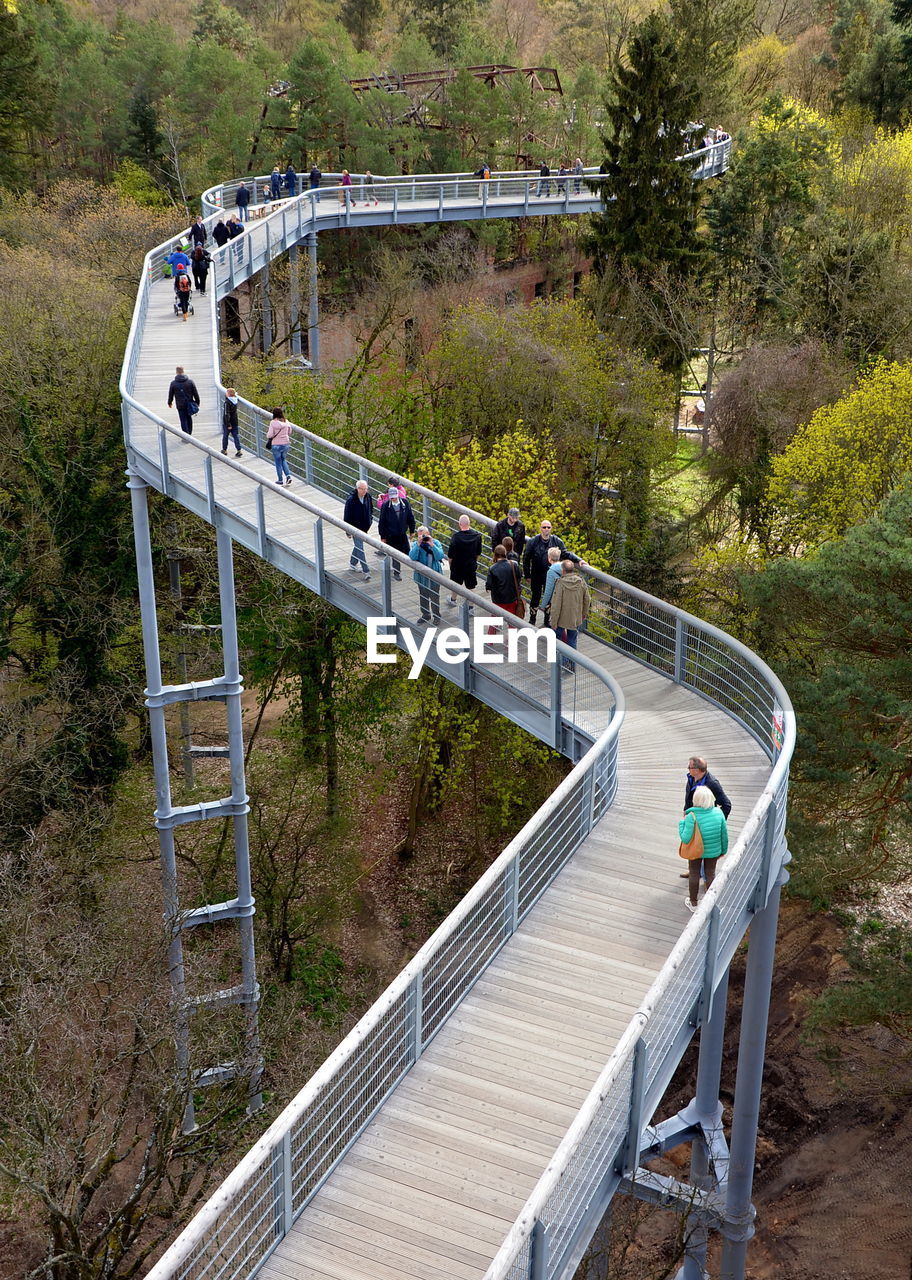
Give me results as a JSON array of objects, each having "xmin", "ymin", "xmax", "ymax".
[
  {"xmin": 409, "ymin": 526, "xmax": 445, "ymax": 625},
  {"xmin": 285, "ymin": 163, "xmax": 298, "ymax": 197},
  {"xmin": 270, "ymin": 165, "xmax": 282, "ymax": 199},
  {"xmin": 680, "ymin": 785, "xmax": 728, "ymax": 912}
]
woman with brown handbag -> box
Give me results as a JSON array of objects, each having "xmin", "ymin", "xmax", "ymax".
[{"xmin": 679, "ymin": 785, "xmax": 728, "ymax": 912}]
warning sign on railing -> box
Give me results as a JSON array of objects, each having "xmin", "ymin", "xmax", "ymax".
[{"xmin": 772, "ymin": 704, "xmax": 785, "ymax": 751}]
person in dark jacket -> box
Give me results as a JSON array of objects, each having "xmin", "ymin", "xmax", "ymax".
[
  {"xmin": 536, "ymin": 161, "xmax": 551, "ymax": 197},
  {"xmin": 485, "ymin": 545, "xmax": 523, "ymax": 619},
  {"xmin": 446, "ymin": 514, "xmax": 482, "ymax": 605},
  {"xmin": 221, "ymin": 388, "xmax": 243, "ymax": 457},
  {"xmin": 523, "ymin": 520, "xmax": 567, "ymax": 624},
  {"xmin": 285, "ymin": 164, "xmax": 297, "ymax": 197},
  {"xmin": 189, "ymin": 215, "xmax": 207, "ymax": 247},
  {"xmin": 212, "ymin": 219, "xmax": 230, "ymax": 248},
  {"xmin": 684, "ymin": 756, "xmax": 732, "ymax": 817},
  {"xmin": 190, "ymin": 245, "xmax": 211, "ymax": 294},
  {"xmin": 226, "ymin": 215, "xmax": 245, "ymax": 264},
  {"xmin": 343, "ymin": 480, "xmax": 374, "ymax": 579},
  {"xmin": 270, "ymin": 165, "xmax": 282, "ymax": 199},
  {"xmin": 377, "ymin": 486, "xmax": 415, "ymax": 580},
  {"xmin": 492, "ymin": 508, "xmax": 526, "ymax": 558},
  {"xmin": 236, "ymin": 182, "xmax": 250, "ymax": 222},
  {"xmin": 167, "ymin": 366, "xmax": 200, "ymax": 435},
  {"xmin": 308, "ymin": 164, "xmax": 321, "ymax": 202}
]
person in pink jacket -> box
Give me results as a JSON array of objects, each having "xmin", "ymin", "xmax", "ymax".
[{"xmin": 266, "ymin": 408, "xmax": 292, "ymax": 486}]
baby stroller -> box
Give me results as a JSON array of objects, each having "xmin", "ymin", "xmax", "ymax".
[{"xmin": 173, "ymin": 270, "xmax": 194, "ymax": 319}]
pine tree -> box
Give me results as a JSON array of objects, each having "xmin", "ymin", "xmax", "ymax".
[
  {"xmin": 590, "ymin": 13, "xmax": 704, "ymax": 280},
  {"xmin": 124, "ymin": 88, "xmax": 164, "ymax": 171}
]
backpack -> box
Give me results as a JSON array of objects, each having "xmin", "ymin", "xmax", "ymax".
[
  {"xmin": 483, "ymin": 167, "xmax": 490, "ymax": 180},
  {"xmin": 177, "ymin": 273, "xmax": 191, "ymax": 292}
]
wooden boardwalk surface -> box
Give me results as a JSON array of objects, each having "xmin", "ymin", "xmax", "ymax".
[{"xmin": 128, "ymin": 277, "xmax": 770, "ymax": 1280}]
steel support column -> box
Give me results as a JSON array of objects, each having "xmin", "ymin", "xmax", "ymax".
[
  {"xmin": 128, "ymin": 474, "xmax": 195, "ymax": 1132},
  {"xmin": 307, "ymin": 231, "xmax": 320, "ymax": 370},
  {"xmin": 261, "ymin": 261, "xmax": 273, "ymax": 353},
  {"xmin": 720, "ymin": 875, "xmax": 785, "ymax": 1279},
  {"xmin": 216, "ymin": 528, "xmax": 262, "ymax": 1110},
  {"xmin": 289, "ymin": 244, "xmax": 302, "ymax": 357}
]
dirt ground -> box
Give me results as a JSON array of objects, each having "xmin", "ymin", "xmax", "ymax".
[{"xmin": 611, "ymin": 899, "xmax": 912, "ymax": 1279}]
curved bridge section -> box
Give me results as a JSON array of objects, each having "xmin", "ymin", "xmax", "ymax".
[{"xmin": 124, "ymin": 152, "xmax": 793, "ymax": 1280}]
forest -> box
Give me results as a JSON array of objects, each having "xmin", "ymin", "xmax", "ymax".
[{"xmin": 1, "ymin": 0, "xmax": 912, "ymax": 1272}]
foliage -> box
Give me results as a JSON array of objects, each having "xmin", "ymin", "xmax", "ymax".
[
  {"xmin": 670, "ymin": 0, "xmax": 754, "ymax": 122},
  {"xmin": 744, "ymin": 487, "xmax": 912, "ymax": 898},
  {"xmin": 805, "ymin": 919, "xmax": 912, "ymax": 1042},
  {"xmin": 417, "ymin": 426, "xmax": 577, "ymax": 537},
  {"xmin": 764, "ymin": 358, "xmax": 912, "ymax": 549},
  {"xmin": 0, "ymin": 2, "xmax": 48, "ymax": 188}
]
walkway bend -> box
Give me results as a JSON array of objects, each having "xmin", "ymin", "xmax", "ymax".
[{"xmin": 122, "ymin": 158, "xmax": 793, "ymax": 1280}]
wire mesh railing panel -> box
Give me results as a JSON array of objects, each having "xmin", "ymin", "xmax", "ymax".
[
  {"xmin": 517, "ymin": 774, "xmax": 589, "ymax": 917},
  {"xmin": 168, "ymin": 1160, "xmax": 279, "ymax": 1280},
  {"xmin": 538, "ymin": 1052, "xmax": 635, "ymax": 1273},
  {"xmin": 501, "ymin": 1238, "xmax": 533, "ymax": 1280},
  {"xmin": 682, "ymin": 627, "xmax": 774, "ymax": 744},
  {"xmin": 289, "ymin": 988, "xmax": 412, "ymax": 1210},
  {"xmin": 715, "ymin": 823, "xmax": 766, "ymax": 960},
  {"xmin": 587, "ymin": 584, "xmax": 677, "ymax": 675},
  {"xmin": 421, "ymin": 867, "xmax": 513, "ymax": 1041},
  {"xmin": 640, "ymin": 934, "xmax": 708, "ymax": 1096}
]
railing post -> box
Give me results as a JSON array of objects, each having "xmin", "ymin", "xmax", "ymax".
[
  {"xmin": 380, "ymin": 553, "xmax": 393, "ymax": 616},
  {"xmin": 256, "ymin": 485, "xmax": 267, "ymax": 559},
  {"xmin": 697, "ymin": 904, "xmax": 721, "ymax": 1028},
  {"xmin": 751, "ymin": 798, "xmax": 777, "ymax": 914},
  {"xmin": 530, "ymin": 1218, "xmax": 550, "ymax": 1280},
  {"xmin": 505, "ymin": 853, "xmax": 520, "ymax": 935},
  {"xmin": 549, "ymin": 651, "xmax": 562, "ymax": 750},
  {"xmin": 673, "ymin": 616, "xmax": 685, "ymax": 684},
  {"xmin": 313, "ymin": 517, "xmax": 325, "ymax": 593},
  {"xmin": 618, "ymin": 1038, "xmax": 647, "ymax": 1177},
  {"xmin": 410, "ymin": 970, "xmax": 424, "ymax": 1061},
  {"xmin": 204, "ymin": 454, "xmax": 216, "ymax": 524},
  {"xmin": 281, "ymin": 1131, "xmax": 294, "ymax": 1235}
]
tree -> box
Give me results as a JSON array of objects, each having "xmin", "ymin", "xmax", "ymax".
[
  {"xmin": 764, "ymin": 358, "xmax": 912, "ymax": 550},
  {"xmin": 669, "ymin": 0, "xmax": 754, "ymax": 122},
  {"xmin": 743, "ymin": 486, "xmax": 912, "ymax": 899},
  {"xmin": 0, "ymin": 3, "xmax": 50, "ymax": 187},
  {"xmin": 590, "ymin": 13, "xmax": 704, "ymax": 280},
  {"xmin": 589, "ymin": 13, "xmax": 706, "ymax": 371},
  {"xmin": 340, "ymin": 0, "xmax": 383, "ymax": 52},
  {"xmin": 124, "ymin": 89, "xmax": 163, "ymax": 172},
  {"xmin": 406, "ymin": 0, "xmax": 478, "ymax": 59}
]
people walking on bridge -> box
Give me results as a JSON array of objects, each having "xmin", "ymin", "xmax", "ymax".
[
  {"xmin": 167, "ymin": 366, "xmax": 200, "ymax": 435},
  {"xmin": 236, "ymin": 182, "xmax": 250, "ymax": 222},
  {"xmin": 271, "ymin": 165, "xmax": 282, "ymax": 199},
  {"xmin": 340, "ymin": 169, "xmax": 355, "ymax": 205},
  {"xmin": 285, "ymin": 163, "xmax": 297, "ymax": 197},
  {"xmin": 485, "ymin": 544, "xmax": 524, "ymax": 629},
  {"xmin": 174, "ymin": 267, "xmax": 192, "ymax": 321},
  {"xmin": 410, "ymin": 526, "xmax": 445, "ymax": 625},
  {"xmin": 502, "ymin": 535, "xmax": 519, "ymax": 564},
  {"xmin": 446, "ymin": 514, "xmax": 482, "ymax": 605},
  {"xmin": 523, "ymin": 520, "xmax": 566, "ymax": 625},
  {"xmin": 212, "ymin": 219, "xmax": 229, "ymax": 248},
  {"xmin": 363, "ymin": 169, "xmax": 379, "ymax": 205},
  {"xmin": 165, "ymin": 243, "xmax": 190, "ymax": 278},
  {"xmin": 377, "ymin": 477, "xmax": 406, "ymax": 509},
  {"xmin": 679, "ymin": 755, "xmax": 732, "ymax": 881},
  {"xmin": 266, "ymin": 408, "xmax": 293, "ymax": 486},
  {"xmin": 190, "ymin": 245, "xmax": 211, "ymax": 294},
  {"xmin": 573, "ymin": 157, "xmax": 584, "ymax": 193},
  {"xmin": 344, "ymin": 479, "xmax": 374, "ymax": 579},
  {"xmin": 378, "ymin": 486, "xmax": 415, "ymax": 580},
  {"xmin": 539, "ymin": 546, "xmax": 564, "ymax": 624},
  {"xmin": 680, "ymin": 785, "xmax": 728, "ymax": 911},
  {"xmin": 536, "ymin": 161, "xmax": 552, "ymax": 197},
  {"xmin": 309, "ymin": 163, "xmax": 322, "ymax": 202},
  {"xmin": 492, "ymin": 507, "xmax": 525, "ymax": 558},
  {"xmin": 475, "ymin": 161, "xmax": 491, "ymax": 198},
  {"xmin": 557, "ymin": 163, "xmax": 569, "ymax": 195},
  {"xmin": 221, "ymin": 389, "xmax": 243, "ymax": 458},
  {"xmin": 549, "ymin": 560, "xmax": 589, "ymax": 674},
  {"xmin": 226, "ymin": 215, "xmax": 245, "ymax": 264},
  {"xmin": 189, "ymin": 215, "xmax": 207, "ymax": 247}
]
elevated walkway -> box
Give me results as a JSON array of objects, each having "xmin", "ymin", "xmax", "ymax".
[{"xmin": 125, "ymin": 156, "xmax": 793, "ymax": 1280}]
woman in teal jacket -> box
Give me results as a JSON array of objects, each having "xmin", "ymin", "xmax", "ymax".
[
  {"xmin": 680, "ymin": 784, "xmax": 728, "ymax": 912},
  {"xmin": 409, "ymin": 526, "xmax": 445, "ymax": 625}
]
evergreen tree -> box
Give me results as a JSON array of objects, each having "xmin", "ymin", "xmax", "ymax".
[
  {"xmin": 0, "ymin": 5, "xmax": 49, "ymax": 188},
  {"xmin": 590, "ymin": 13, "xmax": 703, "ymax": 280},
  {"xmin": 340, "ymin": 0, "xmax": 383, "ymax": 52},
  {"xmin": 124, "ymin": 88, "xmax": 164, "ymax": 171},
  {"xmin": 669, "ymin": 0, "xmax": 753, "ymax": 122}
]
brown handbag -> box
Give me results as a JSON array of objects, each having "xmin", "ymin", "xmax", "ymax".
[{"xmin": 678, "ymin": 815, "xmax": 705, "ymax": 860}]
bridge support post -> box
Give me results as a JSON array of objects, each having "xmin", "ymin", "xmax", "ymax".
[
  {"xmin": 127, "ymin": 476, "xmax": 263, "ymax": 1127},
  {"xmin": 129, "ymin": 473, "xmax": 195, "ymax": 1132},
  {"xmin": 261, "ymin": 261, "xmax": 273, "ymax": 353},
  {"xmin": 719, "ymin": 873, "xmax": 785, "ymax": 1279},
  {"xmin": 307, "ymin": 231, "xmax": 320, "ymax": 371},
  {"xmin": 289, "ymin": 245, "xmax": 302, "ymax": 357}
]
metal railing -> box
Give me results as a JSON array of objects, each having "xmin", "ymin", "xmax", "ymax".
[{"xmin": 200, "ymin": 142, "xmax": 732, "ymax": 219}]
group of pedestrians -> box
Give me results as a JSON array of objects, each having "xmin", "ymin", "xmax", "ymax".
[
  {"xmin": 678, "ymin": 756, "xmax": 731, "ymax": 913},
  {"xmin": 536, "ymin": 157, "xmax": 585, "ymax": 197}
]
